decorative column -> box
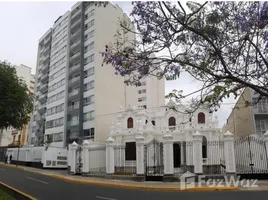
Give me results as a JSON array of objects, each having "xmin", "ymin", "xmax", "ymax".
[
  {"xmin": 223, "ymin": 131, "xmax": 236, "ymax": 174},
  {"xmin": 264, "ymin": 131, "xmax": 268, "ymax": 155},
  {"xmin": 70, "ymin": 141, "xmax": 78, "ymax": 175},
  {"xmin": 106, "ymin": 137, "xmax": 115, "ymax": 175},
  {"xmin": 82, "ymin": 140, "xmax": 90, "ymax": 175},
  {"xmin": 193, "ymin": 131, "xmax": 203, "ymax": 174},
  {"xmin": 136, "ymin": 136, "xmax": 145, "ymax": 177},
  {"xmin": 163, "ymin": 134, "xmax": 174, "ymax": 181}
]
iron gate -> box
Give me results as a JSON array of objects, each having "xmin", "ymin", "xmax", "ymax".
[
  {"xmin": 235, "ymin": 135, "xmax": 268, "ymax": 179},
  {"xmin": 144, "ymin": 138, "xmax": 164, "ymax": 181}
]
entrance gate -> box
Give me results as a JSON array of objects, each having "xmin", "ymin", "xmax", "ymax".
[
  {"xmin": 144, "ymin": 138, "xmax": 164, "ymax": 181},
  {"xmin": 235, "ymin": 135, "xmax": 268, "ymax": 180}
]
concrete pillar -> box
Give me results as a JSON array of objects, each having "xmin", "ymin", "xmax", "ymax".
[
  {"xmin": 82, "ymin": 140, "xmax": 90, "ymax": 175},
  {"xmin": 70, "ymin": 141, "xmax": 78, "ymax": 175},
  {"xmin": 136, "ymin": 136, "xmax": 145, "ymax": 176},
  {"xmin": 163, "ymin": 134, "xmax": 174, "ymax": 181},
  {"xmin": 193, "ymin": 131, "xmax": 203, "ymax": 174},
  {"xmin": 106, "ymin": 137, "xmax": 115, "ymax": 175},
  {"xmin": 223, "ymin": 131, "xmax": 236, "ymax": 174}
]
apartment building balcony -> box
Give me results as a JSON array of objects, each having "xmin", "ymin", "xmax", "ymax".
[
  {"xmin": 39, "ymin": 83, "xmax": 48, "ymax": 93},
  {"xmin": 38, "ymin": 104, "xmax": 46, "ymax": 114},
  {"xmin": 71, "ymin": 7, "xmax": 82, "ymax": 20},
  {"xmin": 42, "ymin": 53, "xmax": 50, "ymax": 64},
  {"xmin": 69, "ymin": 63, "xmax": 80, "ymax": 74},
  {"xmin": 39, "ymin": 92, "xmax": 47, "ymax": 103},
  {"xmin": 70, "ymin": 18, "xmax": 82, "ymax": 32},
  {"xmin": 68, "ymin": 104, "xmax": 80, "ymax": 114},
  {"xmin": 40, "ymin": 73, "xmax": 49, "ymax": 83},
  {"xmin": 70, "ymin": 40, "xmax": 81, "ymax": 52},
  {"xmin": 41, "ymin": 63, "xmax": 49, "ymax": 74},
  {"xmin": 70, "ymin": 28, "xmax": 81, "ymax": 41},
  {"xmin": 44, "ymin": 37, "xmax": 51, "ymax": 46},
  {"xmin": 68, "ymin": 120, "xmax": 79, "ymax": 127},
  {"xmin": 69, "ymin": 76, "xmax": 80, "ymax": 87},
  {"xmin": 70, "ymin": 50, "xmax": 81, "ymax": 63},
  {"xmin": 68, "ymin": 89, "xmax": 79, "ymax": 100},
  {"xmin": 36, "ymin": 116, "xmax": 46, "ymax": 125},
  {"xmin": 36, "ymin": 129, "xmax": 45, "ymax": 137},
  {"xmin": 43, "ymin": 45, "xmax": 51, "ymax": 55}
]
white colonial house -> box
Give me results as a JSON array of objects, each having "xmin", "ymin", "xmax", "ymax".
[{"xmin": 67, "ymin": 100, "xmax": 239, "ymax": 181}]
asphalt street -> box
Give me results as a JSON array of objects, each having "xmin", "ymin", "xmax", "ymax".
[{"xmin": 0, "ymin": 165, "xmax": 268, "ymax": 200}]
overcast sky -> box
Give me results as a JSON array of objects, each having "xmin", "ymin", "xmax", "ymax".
[{"xmin": 0, "ymin": 1, "xmax": 236, "ymax": 128}]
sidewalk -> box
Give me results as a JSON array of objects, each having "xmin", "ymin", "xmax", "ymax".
[{"xmin": 0, "ymin": 162, "xmax": 243, "ymax": 191}]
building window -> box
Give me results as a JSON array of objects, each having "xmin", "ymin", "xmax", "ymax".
[
  {"xmin": 168, "ymin": 117, "xmax": 176, "ymax": 126},
  {"xmin": 127, "ymin": 117, "xmax": 133, "ymax": 128},
  {"xmin": 83, "ymin": 128, "xmax": 94, "ymax": 139},
  {"xmin": 84, "ymin": 95, "xmax": 94, "ymax": 106},
  {"xmin": 84, "ymin": 111, "xmax": 94, "ymax": 121},
  {"xmin": 198, "ymin": 112, "xmax": 205, "ymax": 124},
  {"xmin": 53, "ymin": 132, "xmax": 63, "ymax": 142},
  {"xmin": 84, "ymin": 67, "xmax": 94, "ymax": 78},
  {"xmin": 125, "ymin": 142, "xmax": 136, "ymax": 161},
  {"xmin": 202, "ymin": 136, "xmax": 208, "ymax": 158}
]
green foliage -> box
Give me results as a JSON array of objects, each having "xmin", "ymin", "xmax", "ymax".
[{"xmin": 0, "ymin": 61, "xmax": 34, "ymax": 130}]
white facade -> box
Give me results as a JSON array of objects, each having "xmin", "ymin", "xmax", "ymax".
[{"xmin": 29, "ymin": 2, "xmax": 165, "ymax": 148}]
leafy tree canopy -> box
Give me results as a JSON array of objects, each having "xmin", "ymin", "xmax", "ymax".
[
  {"xmin": 102, "ymin": 1, "xmax": 268, "ymax": 114},
  {"xmin": 0, "ymin": 61, "xmax": 34, "ymax": 130}
]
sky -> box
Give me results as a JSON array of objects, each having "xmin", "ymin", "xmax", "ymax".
[{"xmin": 0, "ymin": 1, "xmax": 236, "ymax": 128}]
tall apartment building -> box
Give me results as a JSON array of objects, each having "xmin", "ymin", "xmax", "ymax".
[
  {"xmin": 222, "ymin": 87, "xmax": 268, "ymax": 137},
  {"xmin": 0, "ymin": 64, "xmax": 35, "ymax": 147},
  {"xmin": 29, "ymin": 2, "xmax": 165, "ymax": 148}
]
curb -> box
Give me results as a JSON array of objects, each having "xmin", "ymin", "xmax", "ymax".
[
  {"xmin": 0, "ymin": 163, "xmax": 239, "ymax": 191},
  {"xmin": 0, "ymin": 181, "xmax": 37, "ymax": 200},
  {"xmin": 49, "ymin": 174, "xmax": 239, "ymax": 191}
]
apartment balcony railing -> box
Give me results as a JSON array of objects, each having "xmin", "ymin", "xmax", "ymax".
[
  {"xmin": 70, "ymin": 28, "xmax": 81, "ymax": 41},
  {"xmin": 69, "ymin": 76, "xmax": 80, "ymax": 87},
  {"xmin": 71, "ymin": 7, "xmax": 81, "ymax": 20},
  {"xmin": 68, "ymin": 104, "xmax": 80, "ymax": 112},
  {"xmin": 70, "ymin": 50, "xmax": 80, "ymax": 61},
  {"xmin": 68, "ymin": 90, "xmax": 79, "ymax": 97},
  {"xmin": 41, "ymin": 63, "xmax": 49, "ymax": 74},
  {"xmin": 36, "ymin": 116, "xmax": 45, "ymax": 124},
  {"xmin": 70, "ymin": 41, "xmax": 80, "ymax": 52},
  {"xmin": 68, "ymin": 120, "xmax": 79, "ymax": 127},
  {"xmin": 70, "ymin": 18, "xmax": 81, "ymax": 31},
  {"xmin": 40, "ymin": 73, "xmax": 49, "ymax": 82},
  {"xmin": 69, "ymin": 63, "xmax": 80, "ymax": 74},
  {"xmin": 39, "ymin": 93, "xmax": 47, "ymax": 103},
  {"xmin": 39, "ymin": 83, "xmax": 48, "ymax": 92}
]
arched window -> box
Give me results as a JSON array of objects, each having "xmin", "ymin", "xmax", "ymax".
[
  {"xmin": 152, "ymin": 120, "xmax": 155, "ymax": 126},
  {"xmin": 202, "ymin": 136, "xmax": 207, "ymax": 158},
  {"xmin": 198, "ymin": 112, "xmax": 205, "ymax": 124},
  {"xmin": 168, "ymin": 117, "xmax": 176, "ymax": 126},
  {"xmin": 127, "ymin": 117, "xmax": 133, "ymax": 128}
]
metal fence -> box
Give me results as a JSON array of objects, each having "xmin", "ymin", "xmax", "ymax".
[
  {"xmin": 114, "ymin": 145, "xmax": 136, "ymax": 175},
  {"xmin": 88, "ymin": 146, "xmax": 106, "ymax": 175},
  {"xmin": 235, "ymin": 135, "xmax": 268, "ymax": 175}
]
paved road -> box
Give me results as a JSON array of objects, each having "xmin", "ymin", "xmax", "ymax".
[{"xmin": 0, "ymin": 165, "xmax": 268, "ymax": 200}]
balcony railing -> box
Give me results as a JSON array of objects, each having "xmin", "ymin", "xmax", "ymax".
[
  {"xmin": 68, "ymin": 120, "xmax": 79, "ymax": 126},
  {"xmin": 69, "ymin": 76, "xmax": 80, "ymax": 84},
  {"xmin": 68, "ymin": 90, "xmax": 79, "ymax": 97},
  {"xmin": 68, "ymin": 104, "xmax": 79, "ymax": 111},
  {"xmin": 69, "ymin": 63, "xmax": 80, "ymax": 73}
]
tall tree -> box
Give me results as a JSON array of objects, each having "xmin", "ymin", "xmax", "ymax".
[
  {"xmin": 102, "ymin": 1, "xmax": 268, "ymax": 115},
  {"xmin": 0, "ymin": 61, "xmax": 34, "ymax": 131}
]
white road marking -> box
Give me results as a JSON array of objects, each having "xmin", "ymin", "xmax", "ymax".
[
  {"xmin": 96, "ymin": 196, "xmax": 118, "ymax": 200},
  {"xmin": 0, "ymin": 168, "xmax": 4, "ymax": 171},
  {"xmin": 26, "ymin": 176, "xmax": 49, "ymax": 184}
]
